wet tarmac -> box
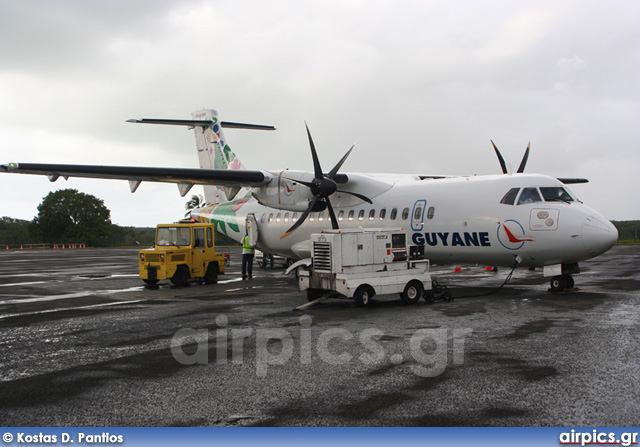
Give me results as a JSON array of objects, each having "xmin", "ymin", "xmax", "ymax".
[{"xmin": 0, "ymin": 245, "xmax": 639, "ymax": 426}]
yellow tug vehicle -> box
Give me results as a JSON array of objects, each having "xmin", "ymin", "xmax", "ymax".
[{"xmin": 139, "ymin": 219, "xmax": 225, "ymax": 287}]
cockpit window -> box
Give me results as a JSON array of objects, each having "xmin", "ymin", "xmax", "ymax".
[
  {"xmin": 540, "ymin": 187, "xmax": 574, "ymax": 202},
  {"xmin": 500, "ymin": 188, "xmax": 520, "ymax": 205},
  {"xmin": 517, "ymin": 187, "xmax": 542, "ymax": 205}
]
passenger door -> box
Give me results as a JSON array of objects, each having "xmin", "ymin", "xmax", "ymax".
[
  {"xmin": 411, "ymin": 199, "xmax": 427, "ymax": 231},
  {"xmin": 246, "ymin": 213, "xmax": 259, "ymax": 246}
]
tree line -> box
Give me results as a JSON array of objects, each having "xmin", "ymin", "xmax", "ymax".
[
  {"xmin": 0, "ymin": 189, "xmax": 156, "ymax": 247},
  {"xmin": 612, "ymin": 220, "xmax": 640, "ymax": 243},
  {"xmin": 0, "ymin": 189, "xmax": 238, "ymax": 247}
]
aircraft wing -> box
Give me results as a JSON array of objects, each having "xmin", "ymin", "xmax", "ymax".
[{"xmin": 0, "ymin": 162, "xmax": 269, "ymax": 195}]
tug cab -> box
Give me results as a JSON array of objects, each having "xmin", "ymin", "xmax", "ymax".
[{"xmin": 139, "ymin": 219, "xmax": 225, "ymax": 286}]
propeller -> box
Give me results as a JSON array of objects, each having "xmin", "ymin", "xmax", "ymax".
[
  {"xmin": 280, "ymin": 123, "xmax": 372, "ymax": 239},
  {"xmin": 490, "ymin": 140, "xmax": 530, "ymax": 174}
]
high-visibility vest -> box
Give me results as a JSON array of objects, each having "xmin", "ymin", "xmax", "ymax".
[{"xmin": 242, "ymin": 236, "xmax": 254, "ymax": 254}]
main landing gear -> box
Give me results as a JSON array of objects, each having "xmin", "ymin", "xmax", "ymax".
[{"xmin": 550, "ymin": 274, "xmax": 574, "ymax": 292}]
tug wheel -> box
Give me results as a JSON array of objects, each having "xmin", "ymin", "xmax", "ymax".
[{"xmin": 170, "ymin": 265, "xmax": 190, "ymax": 287}]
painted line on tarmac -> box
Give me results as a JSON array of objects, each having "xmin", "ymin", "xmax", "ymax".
[
  {"xmin": 0, "ymin": 299, "xmax": 146, "ymax": 320},
  {"xmin": 0, "ymin": 286, "xmax": 145, "ymax": 305},
  {"xmin": 217, "ymin": 278, "xmax": 245, "ymax": 284},
  {"xmin": 0, "ymin": 281, "xmax": 48, "ymax": 287}
]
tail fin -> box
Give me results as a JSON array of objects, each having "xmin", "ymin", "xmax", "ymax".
[
  {"xmin": 192, "ymin": 109, "xmax": 246, "ymax": 204},
  {"xmin": 128, "ymin": 109, "xmax": 275, "ymax": 205}
]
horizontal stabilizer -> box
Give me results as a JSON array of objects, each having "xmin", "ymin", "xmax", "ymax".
[{"xmin": 126, "ymin": 118, "xmax": 275, "ymax": 131}]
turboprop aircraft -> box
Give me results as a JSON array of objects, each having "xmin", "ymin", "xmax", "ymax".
[{"xmin": 1, "ymin": 109, "xmax": 618, "ymax": 291}]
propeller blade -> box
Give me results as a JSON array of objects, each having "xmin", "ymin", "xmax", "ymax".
[
  {"xmin": 326, "ymin": 199, "xmax": 339, "ymax": 229},
  {"xmin": 305, "ymin": 122, "xmax": 324, "ymax": 180},
  {"xmin": 517, "ymin": 142, "xmax": 530, "ymax": 173},
  {"xmin": 491, "ymin": 140, "xmax": 508, "ymax": 174},
  {"xmin": 280, "ymin": 196, "xmax": 319, "ymax": 239},
  {"xmin": 336, "ymin": 188, "xmax": 373, "ymax": 204},
  {"xmin": 328, "ymin": 143, "xmax": 355, "ymax": 178}
]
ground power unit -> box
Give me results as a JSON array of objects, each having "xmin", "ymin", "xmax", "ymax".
[{"xmin": 298, "ymin": 228, "xmax": 432, "ymax": 307}]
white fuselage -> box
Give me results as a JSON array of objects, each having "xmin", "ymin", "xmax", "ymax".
[{"xmin": 192, "ymin": 172, "xmax": 618, "ymax": 269}]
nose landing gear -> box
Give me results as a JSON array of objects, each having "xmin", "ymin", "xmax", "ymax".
[{"xmin": 550, "ymin": 274, "xmax": 575, "ymax": 292}]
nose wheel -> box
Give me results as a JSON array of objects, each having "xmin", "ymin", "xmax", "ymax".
[{"xmin": 550, "ymin": 274, "xmax": 574, "ymax": 292}]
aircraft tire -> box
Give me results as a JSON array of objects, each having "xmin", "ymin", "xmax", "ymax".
[
  {"xmin": 563, "ymin": 274, "xmax": 575, "ymax": 289},
  {"xmin": 354, "ymin": 285, "xmax": 374, "ymax": 308},
  {"xmin": 550, "ymin": 275, "xmax": 567, "ymax": 292},
  {"xmin": 400, "ymin": 280, "xmax": 423, "ymax": 304},
  {"xmin": 170, "ymin": 265, "xmax": 190, "ymax": 287},
  {"xmin": 143, "ymin": 279, "xmax": 158, "ymax": 285}
]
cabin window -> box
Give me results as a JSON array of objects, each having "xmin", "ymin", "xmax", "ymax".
[
  {"xmin": 348, "ymin": 210, "xmax": 354, "ymax": 221},
  {"xmin": 390, "ymin": 208, "xmax": 398, "ymax": 220},
  {"xmin": 284, "ymin": 213, "xmax": 290, "ymax": 222},
  {"xmin": 379, "ymin": 209, "xmax": 386, "ymax": 220},
  {"xmin": 368, "ymin": 209, "xmax": 375, "ymax": 220},
  {"xmin": 413, "ymin": 206, "xmax": 423, "ymax": 220},
  {"xmin": 268, "ymin": 213, "xmax": 274, "ymax": 223},
  {"xmin": 517, "ymin": 187, "xmax": 542, "ymax": 205},
  {"xmin": 292, "ymin": 213, "xmax": 298, "ymax": 222},
  {"xmin": 309, "ymin": 213, "xmax": 315, "ymax": 222},
  {"xmin": 540, "ymin": 187, "xmax": 574, "ymax": 202},
  {"xmin": 500, "ymin": 188, "xmax": 520, "ymax": 205},
  {"xmin": 358, "ymin": 210, "xmax": 365, "ymax": 221},
  {"xmin": 338, "ymin": 211, "xmax": 344, "ymax": 221},
  {"xmin": 402, "ymin": 208, "xmax": 410, "ymax": 220},
  {"xmin": 318, "ymin": 211, "xmax": 324, "ymax": 222},
  {"xmin": 427, "ymin": 206, "xmax": 435, "ymax": 220},
  {"xmin": 260, "ymin": 213, "xmax": 266, "ymax": 223}
]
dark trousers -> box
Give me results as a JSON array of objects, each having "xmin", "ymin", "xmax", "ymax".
[{"xmin": 242, "ymin": 252, "xmax": 254, "ymax": 278}]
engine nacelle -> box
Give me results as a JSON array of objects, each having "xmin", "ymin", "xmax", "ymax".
[{"xmin": 251, "ymin": 170, "xmax": 316, "ymax": 212}]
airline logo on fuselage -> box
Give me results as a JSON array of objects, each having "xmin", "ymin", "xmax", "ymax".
[
  {"xmin": 497, "ymin": 219, "xmax": 534, "ymax": 250},
  {"xmin": 412, "ymin": 232, "xmax": 491, "ymax": 247}
]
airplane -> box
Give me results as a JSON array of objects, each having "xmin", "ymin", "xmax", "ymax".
[{"xmin": 1, "ymin": 108, "xmax": 618, "ymax": 292}]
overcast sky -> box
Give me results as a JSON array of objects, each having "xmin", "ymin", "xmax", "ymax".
[{"xmin": 1, "ymin": 0, "xmax": 638, "ymax": 227}]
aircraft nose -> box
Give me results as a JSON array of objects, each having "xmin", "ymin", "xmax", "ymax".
[{"xmin": 582, "ymin": 215, "xmax": 618, "ymax": 257}]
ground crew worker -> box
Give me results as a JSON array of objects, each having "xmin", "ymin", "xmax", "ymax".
[{"xmin": 242, "ymin": 233, "xmax": 254, "ymax": 279}]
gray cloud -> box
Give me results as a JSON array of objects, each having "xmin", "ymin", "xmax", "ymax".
[{"xmin": 0, "ymin": 0, "xmax": 638, "ymax": 225}]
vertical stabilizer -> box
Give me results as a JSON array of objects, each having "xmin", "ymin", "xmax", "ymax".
[
  {"xmin": 191, "ymin": 109, "xmax": 247, "ymax": 204},
  {"xmin": 127, "ymin": 109, "xmax": 275, "ymax": 206}
]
